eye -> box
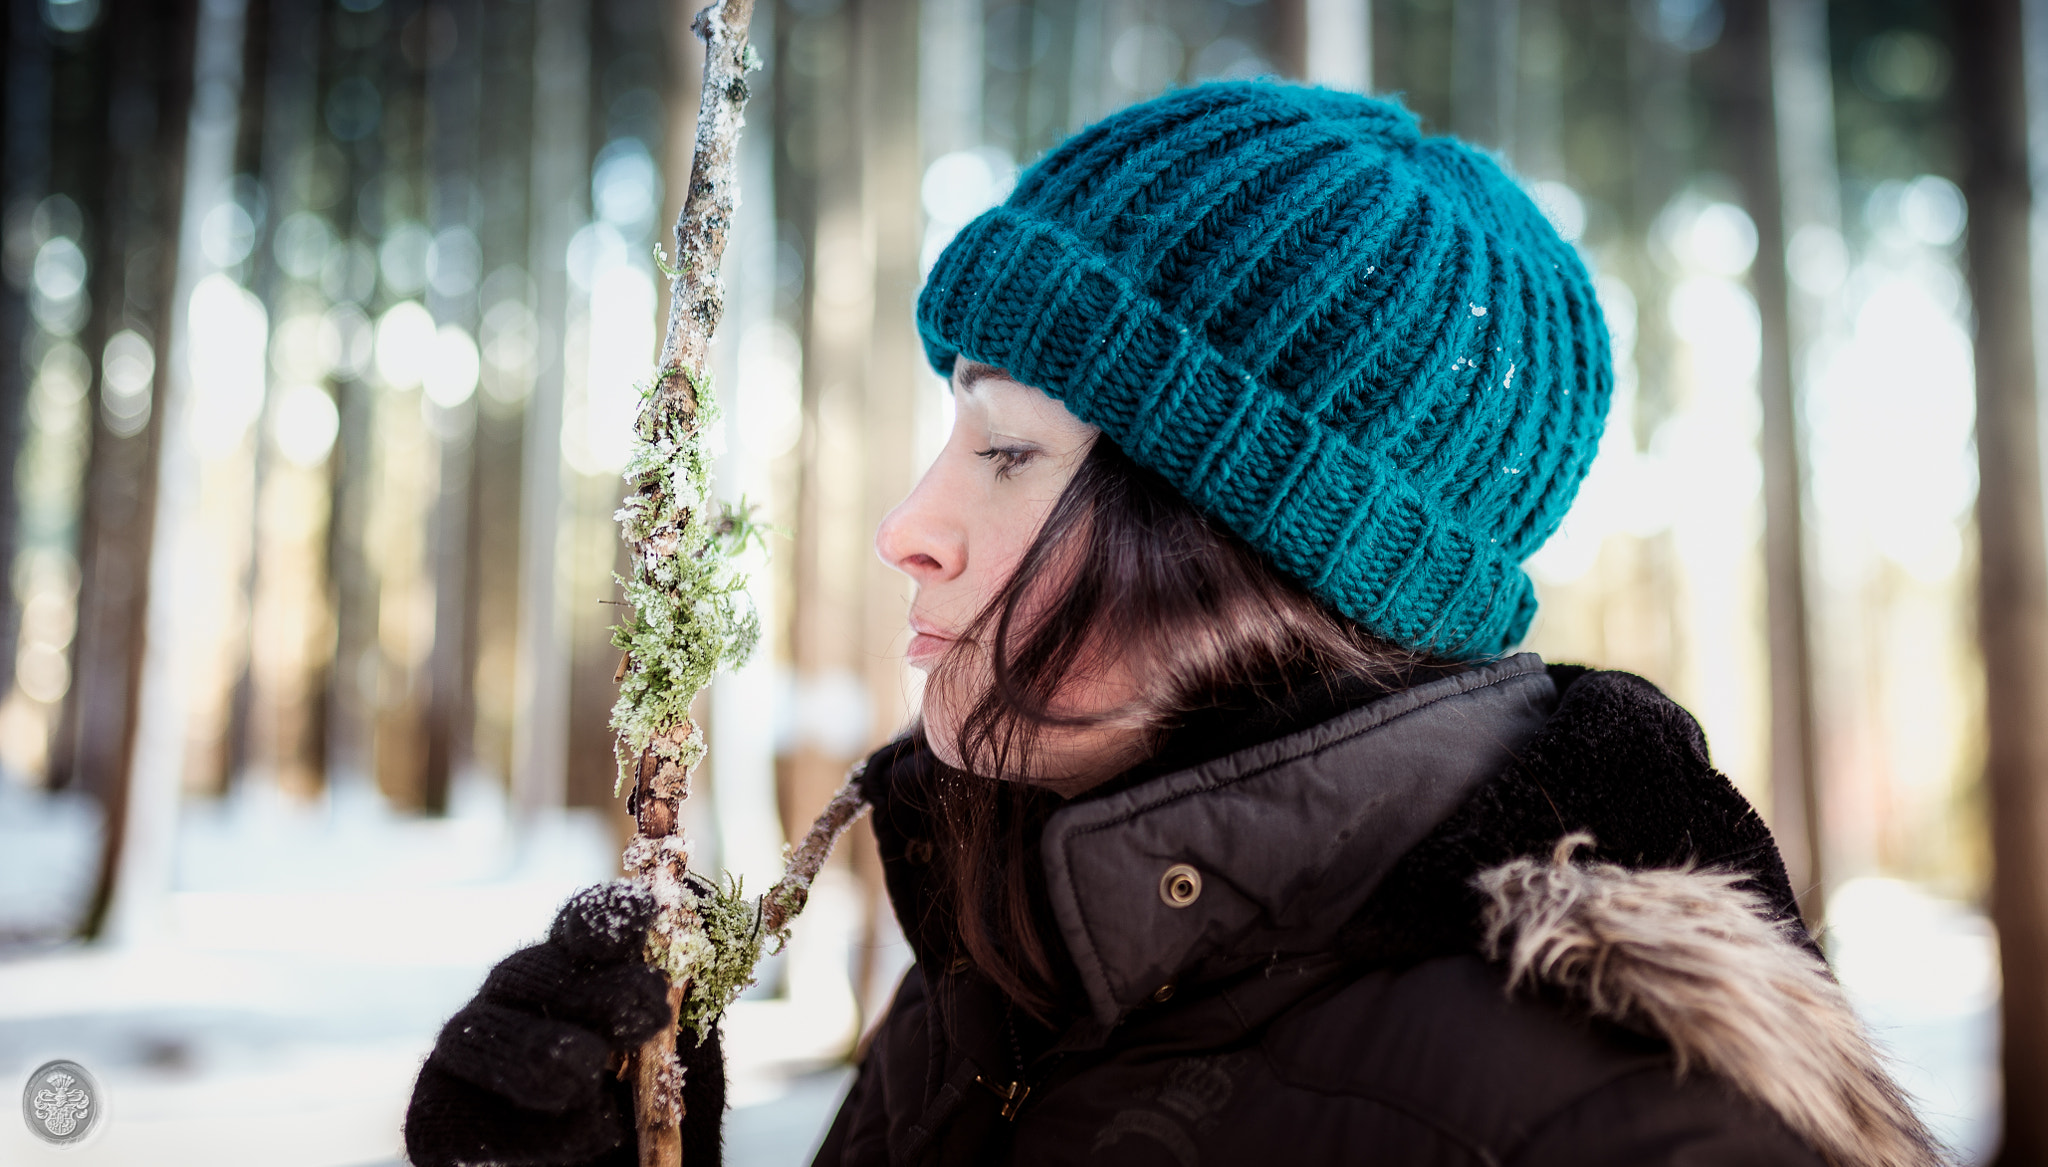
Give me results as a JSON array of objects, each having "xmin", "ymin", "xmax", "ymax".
[{"xmin": 973, "ymin": 445, "xmax": 1037, "ymax": 480}]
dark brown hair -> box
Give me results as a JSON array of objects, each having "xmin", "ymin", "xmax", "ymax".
[{"xmin": 904, "ymin": 428, "xmax": 1442, "ymax": 1018}]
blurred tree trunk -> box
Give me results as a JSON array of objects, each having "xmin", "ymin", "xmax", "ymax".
[
  {"xmin": 55, "ymin": 0, "xmax": 195, "ymax": 938},
  {"xmin": 239, "ymin": 0, "xmax": 327, "ymax": 796},
  {"xmin": 1451, "ymin": 0, "xmax": 1516, "ymax": 153},
  {"xmin": 101, "ymin": 0, "xmax": 247, "ymax": 944},
  {"xmin": 508, "ymin": 0, "xmax": 586, "ymax": 823},
  {"xmin": 422, "ymin": 0, "xmax": 484, "ymax": 814},
  {"xmin": 1620, "ymin": 0, "xmax": 1687, "ymax": 691},
  {"xmin": 855, "ymin": 0, "xmax": 922, "ymax": 1022},
  {"xmin": 211, "ymin": 0, "xmax": 271, "ymax": 795},
  {"xmin": 366, "ymin": 1, "xmax": 433, "ymax": 810},
  {"xmin": 1515, "ymin": 0, "xmax": 1560, "ymax": 178},
  {"xmin": 36, "ymin": 0, "xmax": 118, "ymax": 800},
  {"xmin": 1718, "ymin": 0, "xmax": 1823, "ymax": 927},
  {"xmin": 324, "ymin": 358, "xmax": 378, "ymax": 797},
  {"xmin": 1267, "ymin": 0, "xmax": 1306, "ymax": 80},
  {"xmin": 1955, "ymin": 0, "xmax": 2048, "ymax": 1160},
  {"xmin": 466, "ymin": 0, "xmax": 539, "ymax": 795},
  {"xmin": 0, "ymin": 0, "xmax": 52, "ymax": 708},
  {"xmin": 782, "ymin": 0, "xmax": 866, "ymax": 850},
  {"xmin": 322, "ymin": 1, "xmax": 388, "ymax": 802},
  {"xmin": 1271, "ymin": 0, "xmax": 1375, "ymax": 92}
]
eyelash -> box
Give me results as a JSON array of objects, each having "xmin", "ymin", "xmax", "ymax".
[{"xmin": 973, "ymin": 445, "xmax": 1035, "ymax": 480}]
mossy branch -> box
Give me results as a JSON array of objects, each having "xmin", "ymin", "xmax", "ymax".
[
  {"xmin": 612, "ymin": 1, "xmax": 872, "ymax": 1161},
  {"xmin": 616, "ymin": 1, "xmax": 763, "ymax": 1162},
  {"xmin": 643, "ymin": 765, "xmax": 870, "ymax": 1047}
]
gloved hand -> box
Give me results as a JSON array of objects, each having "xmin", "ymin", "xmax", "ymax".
[{"xmin": 404, "ymin": 880, "xmax": 728, "ymax": 1167}]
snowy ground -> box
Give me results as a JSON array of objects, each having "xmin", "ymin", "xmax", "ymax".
[
  {"xmin": 0, "ymin": 775, "xmax": 1999, "ymax": 1165},
  {"xmin": 0, "ymin": 775, "xmax": 886, "ymax": 1167}
]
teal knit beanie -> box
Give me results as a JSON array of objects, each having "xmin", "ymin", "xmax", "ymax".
[{"xmin": 916, "ymin": 82, "xmax": 1612, "ymax": 660}]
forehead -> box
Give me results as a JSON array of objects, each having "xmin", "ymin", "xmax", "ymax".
[
  {"xmin": 951, "ymin": 360, "xmax": 1096, "ymax": 439},
  {"xmin": 951, "ymin": 360, "xmax": 1040, "ymax": 411}
]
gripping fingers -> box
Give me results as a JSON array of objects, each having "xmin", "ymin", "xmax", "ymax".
[
  {"xmin": 550, "ymin": 880, "xmax": 659, "ymax": 964},
  {"xmin": 427, "ymin": 1001, "xmax": 614, "ymax": 1113},
  {"xmin": 483, "ymin": 944, "xmax": 675, "ymax": 1047},
  {"xmin": 405, "ymin": 1058, "xmax": 634, "ymax": 1167}
]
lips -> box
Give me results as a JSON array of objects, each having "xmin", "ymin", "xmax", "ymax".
[{"xmin": 906, "ymin": 616, "xmax": 956, "ymax": 667}]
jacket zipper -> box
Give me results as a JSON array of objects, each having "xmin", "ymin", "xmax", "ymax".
[
  {"xmin": 973, "ymin": 1074, "xmax": 1032, "ymax": 1120},
  {"xmin": 973, "ymin": 1003, "xmax": 1036, "ymax": 1121}
]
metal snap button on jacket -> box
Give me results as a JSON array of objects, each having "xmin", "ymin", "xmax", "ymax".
[{"xmin": 1160, "ymin": 864, "xmax": 1201, "ymax": 908}]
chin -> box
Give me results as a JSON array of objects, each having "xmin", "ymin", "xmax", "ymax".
[{"xmin": 919, "ymin": 713, "xmax": 968, "ymax": 770}]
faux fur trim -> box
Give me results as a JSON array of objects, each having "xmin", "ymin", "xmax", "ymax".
[{"xmin": 1475, "ymin": 835, "xmax": 1945, "ymax": 1167}]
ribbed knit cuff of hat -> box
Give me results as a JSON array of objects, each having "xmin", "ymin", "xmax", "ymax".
[{"xmin": 920, "ymin": 207, "xmax": 1535, "ymax": 661}]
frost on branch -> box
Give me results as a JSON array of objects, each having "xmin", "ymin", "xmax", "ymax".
[
  {"xmin": 615, "ymin": 1, "xmax": 886, "ymax": 1156},
  {"xmin": 608, "ymin": 365, "xmax": 761, "ymax": 796},
  {"xmin": 618, "ymin": 2, "xmax": 774, "ymax": 1162}
]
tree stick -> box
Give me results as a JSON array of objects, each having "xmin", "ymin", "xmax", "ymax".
[
  {"xmin": 618, "ymin": 2, "xmax": 760, "ymax": 1164},
  {"xmin": 763, "ymin": 765, "xmax": 872, "ymax": 936},
  {"xmin": 615, "ymin": 2, "xmax": 886, "ymax": 1161}
]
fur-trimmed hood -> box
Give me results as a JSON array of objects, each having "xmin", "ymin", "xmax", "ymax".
[
  {"xmin": 840, "ymin": 658, "xmax": 1941, "ymax": 1167},
  {"xmin": 1480, "ymin": 837, "xmax": 1940, "ymax": 1167}
]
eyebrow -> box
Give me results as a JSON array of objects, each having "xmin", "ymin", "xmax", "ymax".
[{"xmin": 954, "ymin": 360, "xmax": 1011, "ymax": 394}]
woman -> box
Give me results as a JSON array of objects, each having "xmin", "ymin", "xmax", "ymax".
[{"xmin": 406, "ymin": 83, "xmax": 1938, "ymax": 1166}]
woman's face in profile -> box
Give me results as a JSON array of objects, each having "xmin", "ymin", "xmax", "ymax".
[{"xmin": 872, "ymin": 363, "xmax": 1138, "ymax": 792}]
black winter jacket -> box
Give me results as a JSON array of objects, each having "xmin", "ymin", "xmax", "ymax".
[{"xmin": 815, "ymin": 656, "xmax": 1938, "ymax": 1167}]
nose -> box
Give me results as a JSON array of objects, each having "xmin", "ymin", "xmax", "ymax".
[{"xmin": 875, "ymin": 470, "xmax": 965, "ymax": 584}]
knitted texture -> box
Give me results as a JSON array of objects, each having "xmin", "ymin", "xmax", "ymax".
[{"xmin": 916, "ymin": 82, "xmax": 1612, "ymax": 659}]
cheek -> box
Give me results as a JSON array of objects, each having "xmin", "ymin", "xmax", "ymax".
[
  {"xmin": 970, "ymin": 526, "xmax": 1029, "ymax": 600},
  {"xmin": 927, "ymin": 492, "xmax": 1055, "ymax": 627},
  {"xmin": 974, "ymin": 490, "xmax": 1063, "ymax": 588}
]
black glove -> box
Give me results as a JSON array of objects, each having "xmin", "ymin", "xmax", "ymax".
[{"xmin": 404, "ymin": 880, "xmax": 729, "ymax": 1167}]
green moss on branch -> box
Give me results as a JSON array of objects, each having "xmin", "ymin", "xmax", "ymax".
[{"xmin": 609, "ymin": 366, "xmax": 761, "ymax": 793}]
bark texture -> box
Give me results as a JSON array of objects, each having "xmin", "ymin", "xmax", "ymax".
[
  {"xmin": 620, "ymin": 2, "xmax": 759, "ymax": 1163},
  {"xmin": 763, "ymin": 765, "xmax": 871, "ymax": 936},
  {"xmin": 1954, "ymin": 1, "xmax": 2048, "ymax": 1161}
]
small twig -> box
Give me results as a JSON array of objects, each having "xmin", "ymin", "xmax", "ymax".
[{"xmin": 762, "ymin": 765, "xmax": 872, "ymax": 937}]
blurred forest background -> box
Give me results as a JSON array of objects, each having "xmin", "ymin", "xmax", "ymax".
[{"xmin": 0, "ymin": 0, "xmax": 2037, "ymax": 1163}]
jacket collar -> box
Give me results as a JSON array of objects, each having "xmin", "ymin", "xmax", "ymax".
[{"xmin": 1038, "ymin": 653, "xmax": 1558, "ymax": 1026}]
